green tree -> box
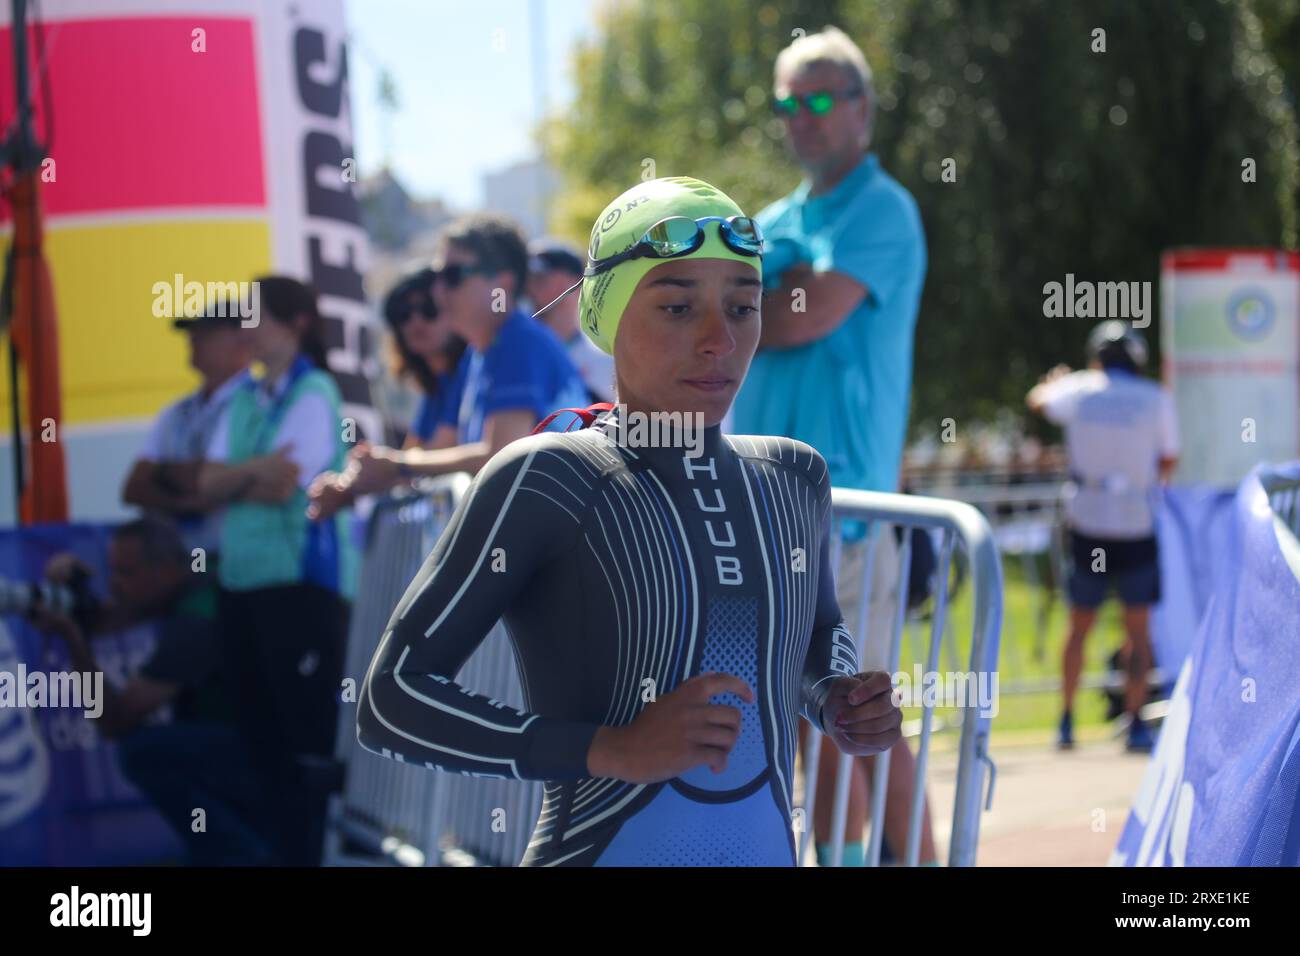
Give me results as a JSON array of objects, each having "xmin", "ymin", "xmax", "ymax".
[
  {"xmin": 1256, "ymin": 0, "xmax": 1300, "ymax": 106},
  {"xmin": 1254, "ymin": 0, "xmax": 1300, "ymax": 215},
  {"xmin": 544, "ymin": 0, "xmax": 1299, "ymax": 436},
  {"xmin": 880, "ymin": 0, "xmax": 1299, "ymax": 431},
  {"xmin": 542, "ymin": 0, "xmax": 905, "ymax": 241}
]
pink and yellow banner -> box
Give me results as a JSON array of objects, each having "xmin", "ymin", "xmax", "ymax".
[
  {"xmin": 0, "ymin": 1, "xmax": 374, "ymax": 518},
  {"xmin": 0, "ymin": 13, "xmax": 271, "ymax": 425}
]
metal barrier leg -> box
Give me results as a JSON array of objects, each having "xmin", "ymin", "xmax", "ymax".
[
  {"xmin": 828, "ymin": 521, "xmax": 878, "ymax": 867},
  {"xmin": 865, "ymin": 527, "xmax": 911, "ymax": 866},
  {"xmin": 800, "ymin": 722, "xmax": 823, "ymax": 867},
  {"xmin": 889, "ymin": 531, "xmax": 915, "ymax": 864},
  {"xmin": 948, "ymin": 525, "xmax": 1003, "ymax": 867},
  {"xmin": 909, "ymin": 529, "xmax": 954, "ymax": 866},
  {"xmin": 942, "ymin": 580, "xmax": 962, "ymax": 678},
  {"xmin": 800, "ymin": 523, "xmax": 844, "ymax": 866}
]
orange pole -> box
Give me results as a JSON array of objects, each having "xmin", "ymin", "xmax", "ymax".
[{"xmin": 5, "ymin": 169, "xmax": 68, "ymax": 522}]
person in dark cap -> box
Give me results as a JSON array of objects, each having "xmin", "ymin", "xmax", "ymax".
[
  {"xmin": 121, "ymin": 300, "xmax": 254, "ymax": 562},
  {"xmin": 528, "ymin": 238, "xmax": 615, "ymax": 403}
]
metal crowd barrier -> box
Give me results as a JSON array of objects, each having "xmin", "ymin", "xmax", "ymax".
[
  {"xmin": 921, "ymin": 481, "xmax": 1064, "ymax": 680},
  {"xmin": 324, "ymin": 473, "xmax": 541, "ymax": 868},
  {"xmin": 326, "ymin": 478, "xmax": 1003, "ymax": 867},
  {"xmin": 1263, "ymin": 467, "xmax": 1300, "ymax": 537},
  {"xmin": 800, "ymin": 490, "xmax": 1003, "ymax": 868}
]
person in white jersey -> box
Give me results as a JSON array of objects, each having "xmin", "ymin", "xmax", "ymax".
[{"xmin": 1027, "ymin": 321, "xmax": 1180, "ymax": 753}]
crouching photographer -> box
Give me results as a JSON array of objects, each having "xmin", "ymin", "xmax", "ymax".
[{"xmin": 26, "ymin": 516, "xmax": 274, "ymax": 865}]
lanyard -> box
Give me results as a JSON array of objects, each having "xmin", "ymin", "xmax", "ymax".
[
  {"xmin": 248, "ymin": 354, "xmax": 313, "ymax": 456},
  {"xmin": 457, "ymin": 350, "xmax": 486, "ymax": 444},
  {"xmin": 179, "ymin": 371, "xmax": 251, "ymax": 459}
]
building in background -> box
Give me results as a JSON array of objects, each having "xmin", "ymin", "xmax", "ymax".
[{"xmin": 483, "ymin": 158, "xmax": 559, "ymax": 238}]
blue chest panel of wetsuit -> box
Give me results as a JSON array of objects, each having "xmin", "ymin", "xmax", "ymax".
[{"xmin": 356, "ymin": 410, "xmax": 859, "ymax": 866}]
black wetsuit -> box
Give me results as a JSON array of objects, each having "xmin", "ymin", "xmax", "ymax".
[{"xmin": 356, "ymin": 408, "xmax": 858, "ymax": 866}]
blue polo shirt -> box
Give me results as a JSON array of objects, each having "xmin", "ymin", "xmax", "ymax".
[
  {"xmin": 411, "ymin": 374, "xmax": 460, "ymax": 444},
  {"xmin": 437, "ymin": 309, "xmax": 588, "ymax": 443},
  {"xmin": 732, "ymin": 152, "xmax": 927, "ymax": 493}
]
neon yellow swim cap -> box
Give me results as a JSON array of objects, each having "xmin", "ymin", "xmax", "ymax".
[{"xmin": 578, "ymin": 177, "xmax": 762, "ymax": 355}]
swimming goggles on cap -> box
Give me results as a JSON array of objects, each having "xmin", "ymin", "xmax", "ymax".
[
  {"xmin": 533, "ymin": 216, "xmax": 764, "ymax": 319},
  {"xmin": 584, "ymin": 216, "xmax": 764, "ymax": 277}
]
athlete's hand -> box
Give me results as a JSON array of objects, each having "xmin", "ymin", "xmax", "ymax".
[
  {"xmin": 820, "ymin": 671, "xmax": 903, "ymax": 757},
  {"xmin": 586, "ymin": 672, "xmax": 755, "ymax": 784}
]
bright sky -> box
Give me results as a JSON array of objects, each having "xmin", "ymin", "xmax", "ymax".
[{"xmin": 345, "ymin": 0, "xmax": 600, "ymax": 211}]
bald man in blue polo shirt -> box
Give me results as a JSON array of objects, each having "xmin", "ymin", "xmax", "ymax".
[{"xmin": 732, "ymin": 26, "xmax": 933, "ymax": 866}]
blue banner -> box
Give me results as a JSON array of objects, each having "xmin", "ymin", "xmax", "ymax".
[
  {"xmin": 1150, "ymin": 485, "xmax": 1238, "ymax": 679},
  {"xmin": 1113, "ymin": 462, "xmax": 1300, "ymax": 866},
  {"xmin": 0, "ymin": 523, "xmax": 182, "ymax": 865}
]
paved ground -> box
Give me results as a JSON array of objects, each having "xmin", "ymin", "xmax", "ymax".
[{"xmin": 924, "ymin": 734, "xmax": 1152, "ymax": 866}]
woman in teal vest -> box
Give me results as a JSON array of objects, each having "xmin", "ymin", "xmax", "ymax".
[{"xmin": 199, "ymin": 275, "xmax": 354, "ymax": 866}]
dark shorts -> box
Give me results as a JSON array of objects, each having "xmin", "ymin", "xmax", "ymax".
[{"xmin": 1065, "ymin": 529, "xmax": 1161, "ymax": 609}]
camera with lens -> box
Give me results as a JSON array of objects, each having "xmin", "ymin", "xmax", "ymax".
[{"xmin": 0, "ymin": 566, "xmax": 102, "ymax": 630}]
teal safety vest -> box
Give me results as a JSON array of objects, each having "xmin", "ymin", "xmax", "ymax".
[{"xmin": 218, "ymin": 354, "xmax": 356, "ymax": 598}]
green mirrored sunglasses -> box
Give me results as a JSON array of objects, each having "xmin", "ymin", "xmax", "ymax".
[{"xmin": 771, "ymin": 88, "xmax": 863, "ymax": 117}]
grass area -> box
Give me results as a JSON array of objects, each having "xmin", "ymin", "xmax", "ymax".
[{"xmin": 894, "ymin": 553, "xmax": 1129, "ymax": 740}]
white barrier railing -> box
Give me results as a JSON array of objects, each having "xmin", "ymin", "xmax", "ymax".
[
  {"xmin": 326, "ymin": 480, "xmax": 1003, "ymax": 867},
  {"xmin": 800, "ymin": 490, "xmax": 1003, "ymax": 868}
]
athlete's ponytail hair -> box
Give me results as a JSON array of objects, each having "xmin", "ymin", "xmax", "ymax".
[{"xmin": 255, "ymin": 275, "xmax": 331, "ymax": 371}]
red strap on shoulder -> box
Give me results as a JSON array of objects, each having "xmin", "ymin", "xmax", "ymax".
[{"xmin": 532, "ymin": 402, "xmax": 616, "ymax": 435}]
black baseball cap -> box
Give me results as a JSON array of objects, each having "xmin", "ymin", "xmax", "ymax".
[
  {"xmin": 528, "ymin": 239, "xmax": 584, "ymax": 277},
  {"xmin": 171, "ymin": 300, "xmax": 247, "ymax": 331}
]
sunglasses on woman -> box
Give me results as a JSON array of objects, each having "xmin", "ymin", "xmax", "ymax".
[
  {"xmin": 433, "ymin": 262, "xmax": 498, "ymax": 289},
  {"xmin": 392, "ymin": 299, "xmax": 438, "ymax": 326},
  {"xmin": 771, "ymin": 87, "xmax": 863, "ymax": 117}
]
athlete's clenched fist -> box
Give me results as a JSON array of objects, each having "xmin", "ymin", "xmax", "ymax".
[
  {"xmin": 819, "ymin": 670, "xmax": 903, "ymax": 756},
  {"xmin": 586, "ymin": 672, "xmax": 755, "ymax": 784}
]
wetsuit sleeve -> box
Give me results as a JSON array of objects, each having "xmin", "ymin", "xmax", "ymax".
[
  {"xmin": 800, "ymin": 475, "xmax": 860, "ymax": 734},
  {"xmin": 356, "ymin": 438, "xmax": 601, "ymax": 780}
]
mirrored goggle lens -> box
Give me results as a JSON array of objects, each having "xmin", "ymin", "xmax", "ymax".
[
  {"xmin": 723, "ymin": 217, "xmax": 764, "ymax": 253},
  {"xmin": 643, "ymin": 217, "xmax": 702, "ymax": 256}
]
